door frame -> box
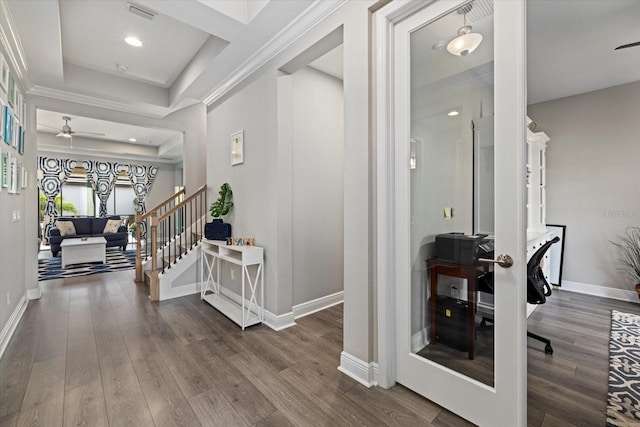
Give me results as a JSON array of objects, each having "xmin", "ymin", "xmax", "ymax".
[{"xmin": 375, "ymin": 0, "xmax": 528, "ymax": 424}]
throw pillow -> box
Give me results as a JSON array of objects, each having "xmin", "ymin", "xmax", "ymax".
[
  {"xmin": 55, "ymin": 221, "xmax": 76, "ymax": 237},
  {"xmin": 103, "ymin": 219, "xmax": 122, "ymax": 234}
]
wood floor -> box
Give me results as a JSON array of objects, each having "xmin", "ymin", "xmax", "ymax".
[{"xmin": 0, "ymin": 270, "xmax": 637, "ymax": 426}]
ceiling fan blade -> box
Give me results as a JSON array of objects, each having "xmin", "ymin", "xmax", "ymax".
[
  {"xmin": 615, "ymin": 41, "xmax": 640, "ymax": 50},
  {"xmin": 38, "ymin": 123, "xmax": 61, "ymax": 131},
  {"xmin": 75, "ymin": 131, "xmax": 106, "ymax": 137}
]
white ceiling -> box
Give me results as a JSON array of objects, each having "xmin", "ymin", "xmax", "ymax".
[
  {"xmin": 527, "ymin": 0, "xmax": 640, "ymax": 104},
  {"xmin": 59, "ymin": 1, "xmax": 211, "ymax": 88},
  {"xmin": 309, "ymin": 45, "xmax": 344, "ymax": 81},
  {"xmin": 37, "ymin": 110, "xmax": 180, "ymax": 147}
]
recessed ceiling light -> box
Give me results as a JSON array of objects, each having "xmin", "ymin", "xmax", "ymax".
[
  {"xmin": 129, "ymin": 138, "xmax": 137, "ymax": 142},
  {"xmin": 125, "ymin": 36, "xmax": 143, "ymax": 47},
  {"xmin": 448, "ymin": 110, "xmax": 459, "ymax": 116}
]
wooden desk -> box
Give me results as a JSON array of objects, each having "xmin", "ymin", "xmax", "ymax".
[{"xmin": 427, "ymin": 259, "xmax": 490, "ymax": 360}]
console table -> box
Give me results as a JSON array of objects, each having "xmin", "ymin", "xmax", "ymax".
[{"xmin": 200, "ymin": 239, "xmax": 264, "ymax": 329}]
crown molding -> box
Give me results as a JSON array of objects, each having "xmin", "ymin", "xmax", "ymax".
[
  {"xmin": 28, "ymin": 85, "xmax": 172, "ymax": 119},
  {"xmin": 202, "ymin": 0, "xmax": 346, "ymax": 106},
  {"xmin": 0, "ymin": 0, "xmax": 33, "ymax": 90}
]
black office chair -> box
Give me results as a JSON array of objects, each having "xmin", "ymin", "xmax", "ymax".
[{"xmin": 477, "ymin": 236, "xmax": 560, "ymax": 354}]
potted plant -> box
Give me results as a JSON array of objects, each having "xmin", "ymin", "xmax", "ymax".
[
  {"xmin": 205, "ymin": 182, "xmax": 234, "ymax": 240},
  {"xmin": 611, "ymin": 226, "xmax": 640, "ymax": 301}
]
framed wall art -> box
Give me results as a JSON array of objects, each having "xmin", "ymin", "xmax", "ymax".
[
  {"xmin": 7, "ymin": 72, "xmax": 14, "ymax": 107},
  {"xmin": 0, "ymin": 53, "xmax": 8, "ymax": 93},
  {"xmin": 1, "ymin": 152, "xmax": 7, "ymax": 187},
  {"xmin": 230, "ymin": 130, "xmax": 244, "ymax": 166}
]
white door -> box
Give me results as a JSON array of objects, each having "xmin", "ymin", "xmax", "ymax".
[{"xmin": 377, "ymin": 0, "xmax": 527, "ymax": 425}]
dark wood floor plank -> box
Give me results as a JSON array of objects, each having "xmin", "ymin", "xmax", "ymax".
[
  {"xmin": 279, "ymin": 363, "xmax": 382, "ymax": 426},
  {"xmin": 63, "ymin": 380, "xmax": 108, "ymax": 427},
  {"xmin": 228, "ymin": 351, "xmax": 334, "ymax": 426},
  {"xmin": 118, "ymin": 320, "xmax": 168, "ymax": 384},
  {"xmin": 65, "ymin": 320, "xmax": 100, "ymax": 391},
  {"xmin": 189, "ymin": 388, "xmax": 249, "ymax": 427},
  {"xmin": 140, "ymin": 371, "xmax": 202, "ymax": 427},
  {"xmin": 0, "ymin": 301, "xmax": 44, "ymax": 418},
  {"xmin": 345, "ymin": 384, "xmax": 436, "ymax": 426},
  {"xmin": 251, "ymin": 410, "xmax": 296, "ymax": 427},
  {"xmin": 20, "ymin": 356, "xmax": 65, "ymax": 411},
  {"xmin": 16, "ymin": 394, "xmax": 63, "ymax": 427},
  {"xmin": 187, "ymin": 340, "xmax": 277, "ymax": 426},
  {"xmin": 99, "ymin": 351, "xmax": 155, "ymax": 426}
]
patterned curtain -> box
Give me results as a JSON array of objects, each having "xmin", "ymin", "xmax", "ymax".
[
  {"xmin": 84, "ymin": 161, "xmax": 125, "ymax": 217},
  {"xmin": 126, "ymin": 164, "xmax": 158, "ymax": 239},
  {"xmin": 37, "ymin": 157, "xmax": 77, "ymax": 242}
]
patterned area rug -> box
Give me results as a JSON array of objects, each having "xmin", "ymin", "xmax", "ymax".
[
  {"xmin": 38, "ymin": 250, "xmax": 136, "ymax": 281},
  {"xmin": 607, "ymin": 310, "xmax": 640, "ymax": 426}
]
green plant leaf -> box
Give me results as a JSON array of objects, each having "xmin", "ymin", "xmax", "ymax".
[
  {"xmin": 209, "ymin": 182, "xmax": 234, "ymax": 218},
  {"xmin": 611, "ymin": 226, "xmax": 640, "ymax": 285}
]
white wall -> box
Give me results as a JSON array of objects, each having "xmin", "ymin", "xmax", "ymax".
[
  {"xmin": 528, "ymin": 80, "xmax": 640, "ymax": 292},
  {"xmin": 292, "ymin": 67, "xmax": 344, "ymax": 305}
]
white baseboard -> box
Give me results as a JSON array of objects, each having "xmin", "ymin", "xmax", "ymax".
[
  {"xmin": 561, "ymin": 280, "xmax": 638, "ymax": 303},
  {"xmin": 410, "ymin": 328, "xmax": 428, "ymax": 353},
  {"xmin": 263, "ymin": 310, "xmax": 296, "ymax": 331},
  {"xmin": 338, "ymin": 351, "xmax": 378, "ymax": 388},
  {"xmin": 0, "ymin": 295, "xmax": 28, "ymax": 360},
  {"xmin": 26, "ymin": 284, "xmax": 42, "ymax": 300},
  {"xmin": 293, "ymin": 291, "xmax": 343, "ymax": 319}
]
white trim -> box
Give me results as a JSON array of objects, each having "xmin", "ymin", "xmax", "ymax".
[
  {"xmin": 202, "ymin": 0, "xmax": 346, "ymax": 106},
  {"xmin": 292, "ymin": 291, "xmax": 343, "ymax": 319},
  {"xmin": 0, "ymin": 295, "xmax": 28, "ymax": 360},
  {"xmin": 26, "ymin": 284, "xmax": 41, "ymax": 300},
  {"xmin": 410, "ymin": 328, "xmax": 428, "ymax": 353},
  {"xmin": 263, "ymin": 310, "xmax": 296, "ymax": 331},
  {"xmin": 337, "ymin": 351, "xmax": 378, "ymax": 388},
  {"xmin": 561, "ymin": 280, "xmax": 638, "ymax": 303},
  {"xmin": 28, "ymin": 85, "xmax": 170, "ymax": 119},
  {"xmin": 0, "ymin": 1, "xmax": 32, "ymax": 89}
]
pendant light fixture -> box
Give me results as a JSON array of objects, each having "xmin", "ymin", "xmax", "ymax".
[{"xmin": 447, "ymin": 3, "xmax": 483, "ymax": 57}]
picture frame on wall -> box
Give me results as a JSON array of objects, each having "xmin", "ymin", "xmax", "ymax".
[
  {"xmin": 230, "ymin": 130, "xmax": 244, "ymax": 166},
  {"xmin": 7, "ymin": 73, "xmax": 15, "ymax": 107},
  {"xmin": 3, "ymin": 106, "xmax": 11, "ymax": 144},
  {"xmin": 0, "ymin": 53, "xmax": 8, "ymax": 93},
  {"xmin": 1, "ymin": 152, "xmax": 7, "ymax": 188},
  {"xmin": 17, "ymin": 125, "xmax": 24, "ymax": 155},
  {"xmin": 21, "ymin": 166, "xmax": 27, "ymax": 189}
]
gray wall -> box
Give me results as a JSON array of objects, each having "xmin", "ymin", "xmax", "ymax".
[
  {"xmin": 528, "ymin": 80, "xmax": 640, "ymax": 291},
  {"xmin": 0, "ymin": 48, "xmax": 37, "ymax": 340},
  {"xmin": 292, "ymin": 67, "xmax": 344, "ymax": 306},
  {"xmin": 207, "ymin": 71, "xmax": 278, "ymax": 309}
]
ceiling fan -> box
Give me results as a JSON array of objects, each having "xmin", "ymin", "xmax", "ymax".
[
  {"xmin": 615, "ymin": 41, "xmax": 640, "ymax": 50},
  {"xmin": 38, "ymin": 116, "xmax": 106, "ymax": 139}
]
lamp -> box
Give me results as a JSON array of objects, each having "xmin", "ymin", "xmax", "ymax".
[{"xmin": 447, "ymin": 4, "xmax": 483, "ymax": 57}]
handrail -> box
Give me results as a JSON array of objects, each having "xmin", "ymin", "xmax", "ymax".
[
  {"xmin": 157, "ymin": 185, "xmax": 207, "ymax": 222},
  {"xmin": 139, "ymin": 187, "xmax": 186, "ymax": 221},
  {"xmin": 135, "ymin": 184, "xmax": 207, "ymax": 300}
]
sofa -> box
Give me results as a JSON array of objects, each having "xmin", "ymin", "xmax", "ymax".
[{"xmin": 49, "ymin": 216, "xmax": 128, "ymax": 257}]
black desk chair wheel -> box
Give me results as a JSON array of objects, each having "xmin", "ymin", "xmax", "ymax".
[{"xmin": 477, "ymin": 236, "xmax": 560, "ymax": 355}]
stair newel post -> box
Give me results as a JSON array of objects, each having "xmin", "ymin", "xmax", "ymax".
[
  {"xmin": 150, "ymin": 211, "xmax": 159, "ymax": 301},
  {"xmin": 135, "ymin": 211, "xmax": 143, "ymax": 282}
]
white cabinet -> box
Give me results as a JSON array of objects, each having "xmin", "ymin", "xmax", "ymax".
[
  {"xmin": 200, "ymin": 239, "xmax": 264, "ymax": 329},
  {"xmin": 527, "ymin": 119, "xmax": 550, "ymax": 234}
]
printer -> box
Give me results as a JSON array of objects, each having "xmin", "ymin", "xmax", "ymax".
[{"xmin": 435, "ymin": 232, "xmax": 494, "ymax": 266}]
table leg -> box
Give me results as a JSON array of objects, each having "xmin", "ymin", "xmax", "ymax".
[
  {"xmin": 467, "ymin": 274, "xmax": 476, "ymax": 360},
  {"xmin": 430, "ymin": 267, "xmax": 437, "ymax": 345}
]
